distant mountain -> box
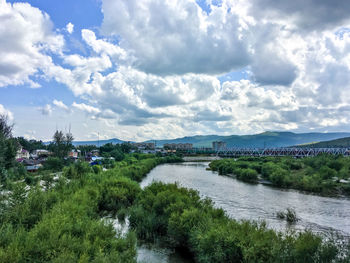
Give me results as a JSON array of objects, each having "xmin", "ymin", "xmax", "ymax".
[
  {"xmin": 69, "ymin": 131, "xmax": 350, "ymax": 148},
  {"xmin": 297, "ymin": 137, "xmax": 350, "ymax": 148},
  {"xmin": 72, "ymin": 138, "xmax": 128, "ymax": 147},
  {"xmin": 148, "ymin": 131, "xmax": 350, "ymax": 148}
]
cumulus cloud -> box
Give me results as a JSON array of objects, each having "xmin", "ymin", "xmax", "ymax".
[
  {"xmin": 0, "ymin": 0, "xmax": 64, "ymax": 87},
  {"xmin": 3, "ymin": 0, "xmax": 350, "ymax": 140},
  {"xmin": 101, "ymin": 0, "xmax": 251, "ymax": 75},
  {"xmin": 248, "ymin": 0, "xmax": 350, "ymax": 32},
  {"xmin": 66, "ymin": 22, "xmax": 74, "ymax": 34}
]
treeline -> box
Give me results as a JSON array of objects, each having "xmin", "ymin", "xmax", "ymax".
[{"xmin": 209, "ymin": 155, "xmax": 350, "ymax": 196}]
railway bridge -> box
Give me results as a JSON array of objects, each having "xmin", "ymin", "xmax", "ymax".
[{"xmin": 216, "ymin": 147, "xmax": 350, "ymax": 157}]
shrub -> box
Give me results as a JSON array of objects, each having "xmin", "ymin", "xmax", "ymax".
[
  {"xmin": 236, "ymin": 168, "xmax": 258, "ymax": 183},
  {"xmin": 270, "ymin": 168, "xmax": 288, "ymax": 187},
  {"xmin": 43, "ymin": 157, "xmax": 64, "ymax": 171},
  {"xmin": 319, "ymin": 166, "xmax": 337, "ymax": 180}
]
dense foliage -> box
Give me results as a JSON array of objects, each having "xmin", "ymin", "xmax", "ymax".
[
  {"xmin": 1, "ymin": 149, "xmax": 349, "ymax": 262},
  {"xmin": 129, "ymin": 182, "xmax": 346, "ymax": 263},
  {"xmin": 0, "ymin": 156, "xmax": 183, "ymax": 262},
  {"xmin": 209, "ymin": 155, "xmax": 350, "ymax": 196}
]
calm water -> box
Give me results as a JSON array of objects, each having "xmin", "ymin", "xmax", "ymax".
[{"xmin": 137, "ymin": 162, "xmax": 350, "ymax": 262}]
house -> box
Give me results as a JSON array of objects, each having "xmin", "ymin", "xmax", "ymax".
[
  {"xmin": 68, "ymin": 149, "xmax": 80, "ymax": 158},
  {"xmin": 16, "ymin": 146, "xmax": 30, "ymax": 160},
  {"xmin": 31, "ymin": 149, "xmax": 51, "ymax": 159},
  {"xmin": 22, "ymin": 159, "xmax": 43, "ymax": 172}
]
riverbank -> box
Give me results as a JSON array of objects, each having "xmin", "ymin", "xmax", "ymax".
[{"xmin": 209, "ymin": 155, "xmax": 350, "ymax": 197}]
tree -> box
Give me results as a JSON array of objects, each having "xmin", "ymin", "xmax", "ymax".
[
  {"xmin": 0, "ymin": 115, "xmax": 13, "ymax": 139},
  {"xmin": 0, "ymin": 115, "xmax": 18, "ymax": 174},
  {"xmin": 49, "ymin": 130, "xmax": 74, "ymax": 159}
]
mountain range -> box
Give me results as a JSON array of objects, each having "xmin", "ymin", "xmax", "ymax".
[{"xmin": 71, "ymin": 131, "xmax": 350, "ymax": 148}]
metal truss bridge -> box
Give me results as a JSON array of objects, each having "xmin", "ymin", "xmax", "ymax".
[{"xmin": 216, "ymin": 147, "xmax": 350, "ymax": 157}]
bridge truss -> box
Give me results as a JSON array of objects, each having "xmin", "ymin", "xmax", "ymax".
[{"xmin": 216, "ymin": 147, "xmax": 350, "ymax": 157}]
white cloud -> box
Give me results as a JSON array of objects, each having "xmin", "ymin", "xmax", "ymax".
[
  {"xmin": 101, "ymin": 0, "xmax": 251, "ymax": 75},
  {"xmin": 38, "ymin": 104, "xmax": 52, "ymax": 116},
  {"xmin": 0, "ymin": 104, "xmax": 13, "ymax": 120},
  {"xmin": 72, "ymin": 102, "xmax": 101, "ymax": 115},
  {"xmin": 53, "ymin": 100, "xmax": 70, "ymax": 112},
  {"xmin": 3, "ymin": 0, "xmax": 350, "ymax": 140},
  {"xmin": 66, "ymin": 22, "xmax": 74, "ymax": 34},
  {"xmin": 0, "ymin": 0, "xmax": 64, "ymax": 87}
]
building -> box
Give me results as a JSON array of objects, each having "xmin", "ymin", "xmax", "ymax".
[
  {"xmin": 132, "ymin": 142, "xmax": 156, "ymax": 150},
  {"xmin": 212, "ymin": 141, "xmax": 227, "ymax": 151},
  {"xmin": 68, "ymin": 149, "xmax": 80, "ymax": 158},
  {"xmin": 163, "ymin": 143, "xmax": 193, "ymax": 150},
  {"xmin": 32, "ymin": 149, "xmax": 51, "ymax": 158},
  {"xmin": 16, "ymin": 146, "xmax": 30, "ymax": 160},
  {"xmin": 22, "ymin": 159, "xmax": 43, "ymax": 172}
]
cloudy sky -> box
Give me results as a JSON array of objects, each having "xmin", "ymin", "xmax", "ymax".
[{"xmin": 1, "ymin": 0, "xmax": 350, "ymax": 141}]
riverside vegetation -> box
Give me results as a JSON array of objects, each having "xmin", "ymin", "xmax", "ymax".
[
  {"xmin": 0, "ymin": 154, "xmax": 182, "ymax": 262},
  {"xmin": 1, "ymin": 158, "xmax": 350, "ymax": 261},
  {"xmin": 209, "ymin": 155, "xmax": 350, "ymax": 196},
  {"xmin": 1, "ymin": 156, "xmax": 349, "ymax": 262},
  {"xmin": 1, "ymin": 116, "xmax": 349, "ymax": 262}
]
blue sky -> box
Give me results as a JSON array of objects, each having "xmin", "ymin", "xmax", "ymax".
[{"xmin": 1, "ymin": 0, "xmax": 350, "ymax": 141}]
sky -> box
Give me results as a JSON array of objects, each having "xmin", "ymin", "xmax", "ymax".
[{"xmin": 1, "ymin": 0, "xmax": 350, "ymax": 141}]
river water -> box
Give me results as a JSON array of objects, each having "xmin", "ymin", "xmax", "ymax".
[{"xmin": 137, "ymin": 162, "xmax": 350, "ymax": 262}]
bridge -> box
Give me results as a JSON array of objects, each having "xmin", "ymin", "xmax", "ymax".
[{"xmin": 216, "ymin": 147, "xmax": 350, "ymax": 157}]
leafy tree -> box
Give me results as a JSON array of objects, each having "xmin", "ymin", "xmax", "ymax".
[
  {"xmin": 49, "ymin": 130, "xmax": 74, "ymax": 159},
  {"xmin": 120, "ymin": 142, "xmax": 133, "ymax": 153},
  {"xmin": 0, "ymin": 115, "xmax": 13, "ymax": 139},
  {"xmin": 0, "ymin": 115, "xmax": 18, "ymax": 183}
]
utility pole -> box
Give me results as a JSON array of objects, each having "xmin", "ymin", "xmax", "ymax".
[{"xmin": 98, "ymin": 132, "xmax": 100, "ymax": 147}]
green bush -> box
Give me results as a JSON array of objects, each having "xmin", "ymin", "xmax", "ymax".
[
  {"xmin": 43, "ymin": 157, "xmax": 64, "ymax": 171},
  {"xmin": 236, "ymin": 168, "xmax": 258, "ymax": 183},
  {"xmin": 270, "ymin": 168, "xmax": 288, "ymax": 187}
]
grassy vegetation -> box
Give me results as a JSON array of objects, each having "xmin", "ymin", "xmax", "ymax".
[{"xmin": 209, "ymin": 155, "xmax": 350, "ymax": 196}]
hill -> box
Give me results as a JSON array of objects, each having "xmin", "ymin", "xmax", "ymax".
[
  {"xmin": 69, "ymin": 132, "xmax": 350, "ymax": 148},
  {"xmin": 149, "ymin": 131, "xmax": 350, "ymax": 148},
  {"xmin": 298, "ymin": 136, "xmax": 350, "ymax": 148}
]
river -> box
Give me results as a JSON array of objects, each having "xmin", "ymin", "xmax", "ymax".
[{"xmin": 137, "ymin": 161, "xmax": 350, "ymax": 262}]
